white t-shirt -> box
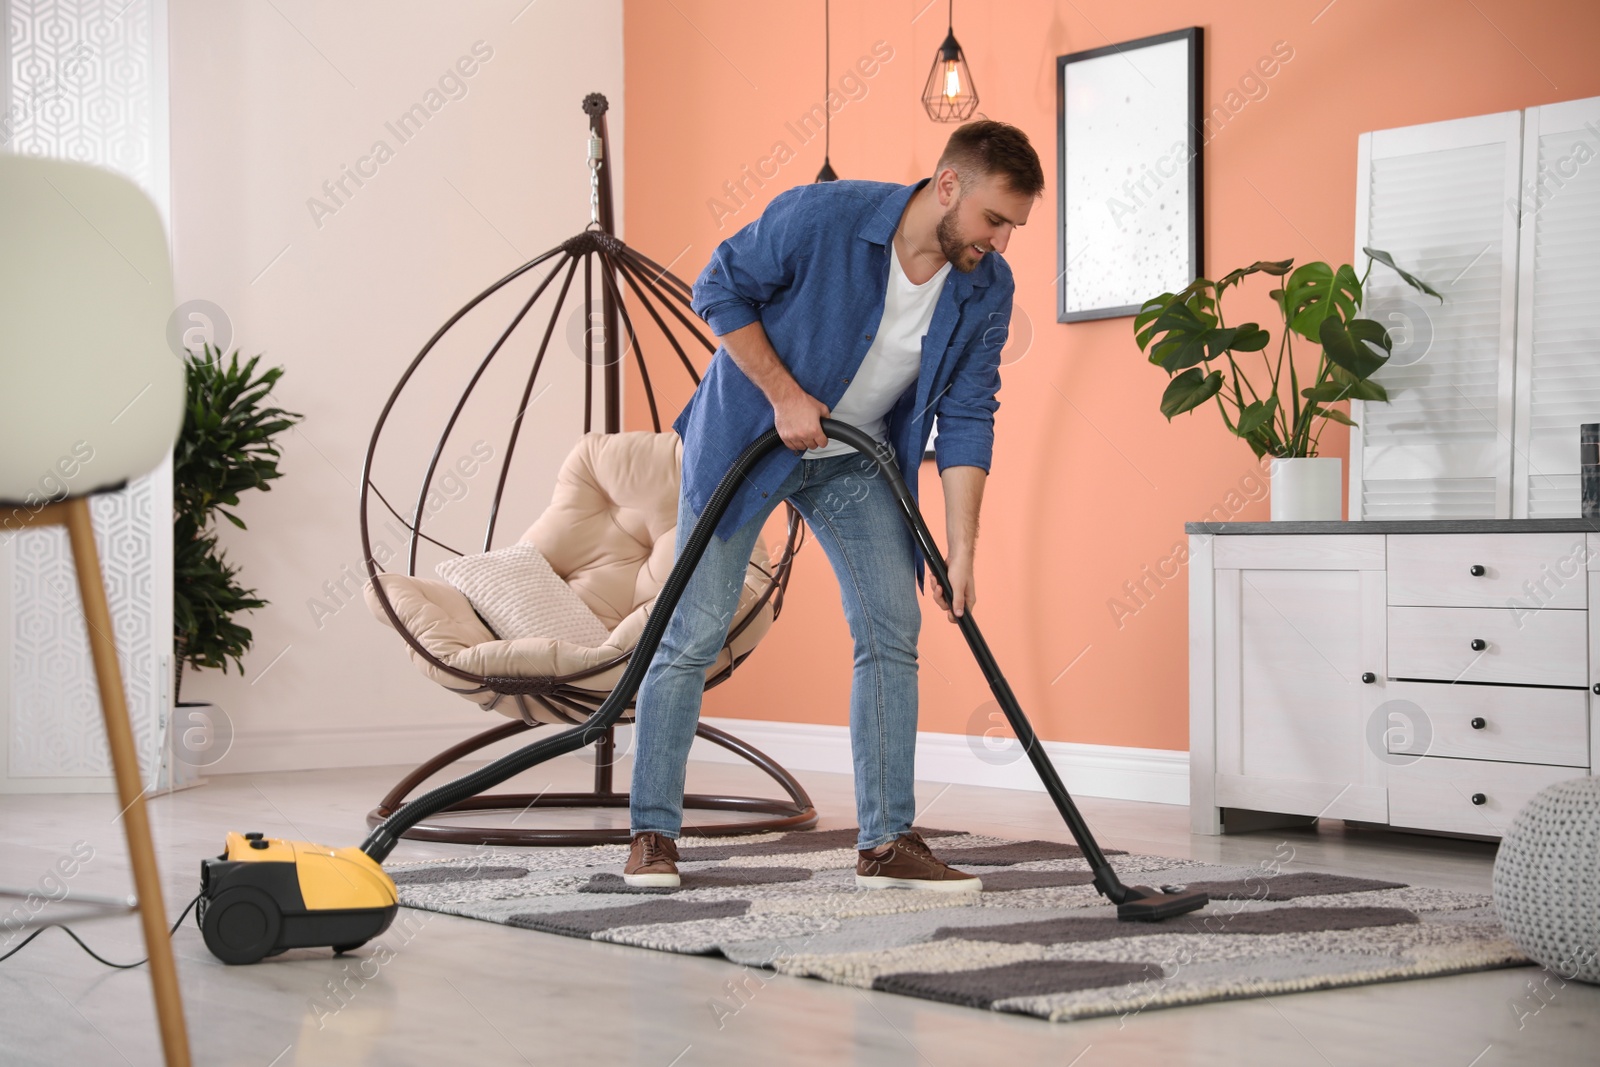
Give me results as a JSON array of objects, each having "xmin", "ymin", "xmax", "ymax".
[{"xmin": 807, "ymin": 245, "xmax": 951, "ymax": 458}]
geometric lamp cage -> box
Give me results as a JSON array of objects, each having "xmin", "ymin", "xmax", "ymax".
[{"xmin": 921, "ymin": 0, "xmax": 979, "ymax": 123}]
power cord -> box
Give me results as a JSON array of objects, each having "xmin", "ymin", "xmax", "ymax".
[{"xmin": 0, "ymin": 892, "xmax": 202, "ymax": 969}]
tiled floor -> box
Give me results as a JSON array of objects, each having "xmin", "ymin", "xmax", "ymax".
[{"xmin": 1, "ymin": 752, "xmax": 1595, "ymax": 1066}]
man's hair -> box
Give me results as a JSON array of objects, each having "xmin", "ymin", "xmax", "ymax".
[{"xmin": 935, "ymin": 120, "xmax": 1045, "ymax": 198}]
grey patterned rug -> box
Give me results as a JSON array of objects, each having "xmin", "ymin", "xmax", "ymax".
[{"xmin": 387, "ymin": 826, "xmax": 1530, "ymax": 1022}]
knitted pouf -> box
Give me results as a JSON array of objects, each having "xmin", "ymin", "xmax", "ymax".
[{"xmin": 1492, "ymin": 775, "xmax": 1600, "ymax": 984}]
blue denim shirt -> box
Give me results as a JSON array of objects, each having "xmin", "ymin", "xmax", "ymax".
[{"xmin": 677, "ymin": 177, "xmax": 1014, "ymax": 565}]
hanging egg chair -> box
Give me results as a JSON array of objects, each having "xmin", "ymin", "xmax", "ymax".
[{"xmin": 358, "ymin": 93, "xmax": 814, "ymax": 846}]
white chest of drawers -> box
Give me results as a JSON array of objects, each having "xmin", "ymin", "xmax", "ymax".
[{"xmin": 1188, "ymin": 521, "xmax": 1598, "ymax": 838}]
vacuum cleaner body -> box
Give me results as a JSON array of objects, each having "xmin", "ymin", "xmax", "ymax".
[{"xmin": 199, "ymin": 831, "xmax": 398, "ymax": 964}]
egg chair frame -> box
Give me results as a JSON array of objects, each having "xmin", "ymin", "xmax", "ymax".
[{"xmin": 358, "ymin": 93, "xmax": 816, "ymax": 846}]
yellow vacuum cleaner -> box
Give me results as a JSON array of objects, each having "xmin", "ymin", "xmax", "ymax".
[
  {"xmin": 200, "ymin": 422, "xmax": 1207, "ymax": 964},
  {"xmin": 198, "ymin": 832, "xmax": 397, "ymax": 964}
]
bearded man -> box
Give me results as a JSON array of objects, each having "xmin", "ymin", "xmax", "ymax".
[{"xmin": 623, "ymin": 120, "xmax": 1044, "ymax": 891}]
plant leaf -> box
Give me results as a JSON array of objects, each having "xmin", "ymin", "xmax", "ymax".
[
  {"xmin": 1284, "ymin": 262, "xmax": 1363, "ymax": 340},
  {"xmin": 1160, "ymin": 368, "xmax": 1225, "ymax": 419},
  {"xmin": 1363, "ymin": 246, "xmax": 1443, "ymax": 301},
  {"xmin": 1143, "ymin": 301, "xmax": 1220, "ymax": 371},
  {"xmin": 1320, "ymin": 316, "xmax": 1390, "ymax": 379},
  {"xmin": 1301, "ymin": 382, "xmax": 1351, "ymax": 402},
  {"xmin": 1216, "ymin": 258, "xmax": 1294, "ymax": 296},
  {"xmin": 1318, "ymin": 406, "xmax": 1358, "ymax": 427},
  {"xmin": 1133, "ymin": 294, "xmax": 1174, "ymax": 347},
  {"xmin": 1236, "ymin": 397, "xmax": 1278, "ymax": 435},
  {"xmin": 1331, "ymin": 363, "xmax": 1390, "ymax": 402},
  {"xmin": 1230, "ymin": 323, "xmax": 1271, "ymax": 352}
]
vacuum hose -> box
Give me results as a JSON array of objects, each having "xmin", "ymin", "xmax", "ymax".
[{"xmin": 360, "ymin": 420, "xmax": 1163, "ymax": 914}]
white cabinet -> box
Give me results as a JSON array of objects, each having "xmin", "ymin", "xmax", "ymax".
[
  {"xmin": 1190, "ymin": 525, "xmax": 1596, "ymax": 838},
  {"xmin": 1590, "ymin": 542, "xmax": 1600, "ymax": 773},
  {"xmin": 1192, "ymin": 535, "xmax": 1388, "ymax": 834}
]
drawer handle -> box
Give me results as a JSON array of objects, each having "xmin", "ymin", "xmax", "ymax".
[
  {"xmin": 1361, "ymin": 672, "xmax": 1376, "ymax": 684},
  {"xmin": 1470, "ymin": 638, "xmax": 1487, "ymax": 651},
  {"xmin": 1469, "ymin": 564, "xmax": 1486, "ymax": 576},
  {"xmin": 1471, "ymin": 793, "xmax": 1487, "ymax": 806},
  {"xmin": 1470, "ymin": 717, "xmax": 1486, "ymax": 730}
]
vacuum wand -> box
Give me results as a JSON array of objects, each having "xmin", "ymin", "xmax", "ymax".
[
  {"xmin": 815, "ymin": 423, "xmax": 1206, "ymax": 921},
  {"xmin": 360, "ymin": 420, "xmax": 1206, "ymax": 922}
]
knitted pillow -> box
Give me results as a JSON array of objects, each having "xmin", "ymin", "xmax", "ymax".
[{"xmin": 435, "ymin": 541, "xmax": 613, "ymax": 647}]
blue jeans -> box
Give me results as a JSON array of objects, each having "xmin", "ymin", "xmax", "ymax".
[{"xmin": 629, "ymin": 447, "xmax": 921, "ymax": 852}]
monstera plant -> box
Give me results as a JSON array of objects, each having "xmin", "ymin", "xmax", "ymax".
[{"xmin": 1134, "ymin": 248, "xmax": 1442, "ymax": 458}]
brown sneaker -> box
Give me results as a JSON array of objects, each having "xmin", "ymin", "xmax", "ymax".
[
  {"xmin": 623, "ymin": 831, "xmax": 681, "ymax": 888},
  {"xmin": 856, "ymin": 831, "xmax": 981, "ymax": 893}
]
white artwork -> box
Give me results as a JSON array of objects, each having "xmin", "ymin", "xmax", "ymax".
[{"xmin": 1059, "ymin": 31, "xmax": 1199, "ymax": 321}]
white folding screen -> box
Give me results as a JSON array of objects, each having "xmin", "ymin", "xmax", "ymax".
[
  {"xmin": 1353, "ymin": 96, "xmax": 1600, "ymax": 521},
  {"xmin": 0, "ymin": 0, "xmax": 172, "ymax": 793},
  {"xmin": 1513, "ymin": 96, "xmax": 1600, "ymax": 518},
  {"xmin": 1351, "ymin": 111, "xmax": 1523, "ymax": 520}
]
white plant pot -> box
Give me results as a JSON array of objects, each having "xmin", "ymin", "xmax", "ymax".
[
  {"xmin": 1269, "ymin": 457, "xmax": 1343, "ymax": 521},
  {"xmin": 151, "ymin": 700, "xmax": 224, "ymax": 794}
]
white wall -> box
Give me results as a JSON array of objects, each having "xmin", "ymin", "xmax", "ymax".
[{"xmin": 168, "ymin": 0, "xmax": 625, "ymax": 772}]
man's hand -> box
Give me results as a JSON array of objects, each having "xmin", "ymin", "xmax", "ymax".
[
  {"xmin": 933, "ymin": 549, "xmax": 977, "ymax": 622},
  {"xmin": 774, "ymin": 387, "xmax": 831, "ymax": 452},
  {"xmin": 716, "ymin": 320, "xmax": 830, "ymax": 452}
]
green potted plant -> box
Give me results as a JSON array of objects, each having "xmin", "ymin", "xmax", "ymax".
[
  {"xmin": 166, "ymin": 344, "xmax": 301, "ymax": 786},
  {"xmin": 1134, "ymin": 248, "xmax": 1441, "ymax": 519}
]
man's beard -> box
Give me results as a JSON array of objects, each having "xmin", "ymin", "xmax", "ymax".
[{"xmin": 935, "ymin": 199, "xmax": 982, "ymax": 273}]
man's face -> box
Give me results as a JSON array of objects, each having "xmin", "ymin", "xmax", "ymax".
[{"xmin": 934, "ymin": 169, "xmax": 1034, "ymax": 273}]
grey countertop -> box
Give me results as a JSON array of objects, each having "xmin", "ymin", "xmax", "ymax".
[{"xmin": 1184, "ymin": 518, "xmax": 1600, "ymax": 535}]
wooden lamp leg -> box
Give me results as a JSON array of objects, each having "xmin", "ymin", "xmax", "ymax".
[{"xmin": 63, "ymin": 497, "xmax": 192, "ymax": 1067}]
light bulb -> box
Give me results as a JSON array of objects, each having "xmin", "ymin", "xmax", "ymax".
[{"xmin": 944, "ymin": 62, "xmax": 961, "ymax": 99}]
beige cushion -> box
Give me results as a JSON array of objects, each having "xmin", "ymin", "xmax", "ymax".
[
  {"xmin": 365, "ymin": 431, "xmax": 775, "ymax": 720},
  {"xmin": 435, "ymin": 541, "xmax": 612, "ymax": 647}
]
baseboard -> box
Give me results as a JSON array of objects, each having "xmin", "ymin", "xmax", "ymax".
[
  {"xmin": 213, "ymin": 720, "xmax": 490, "ymax": 775},
  {"xmin": 211, "ymin": 714, "xmax": 1190, "ymax": 808},
  {"xmin": 695, "ymin": 716, "xmax": 1190, "ymax": 807}
]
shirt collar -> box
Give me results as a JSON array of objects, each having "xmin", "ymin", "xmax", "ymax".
[
  {"xmin": 858, "ymin": 177, "xmax": 990, "ymax": 290},
  {"xmin": 859, "ymin": 178, "xmax": 927, "ymax": 246}
]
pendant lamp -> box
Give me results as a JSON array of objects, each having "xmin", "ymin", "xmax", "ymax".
[
  {"xmin": 922, "ymin": 0, "xmax": 978, "ymax": 122},
  {"xmin": 815, "ymin": 0, "xmax": 839, "ymax": 181}
]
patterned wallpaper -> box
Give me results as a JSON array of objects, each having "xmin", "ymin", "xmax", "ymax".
[{"xmin": 2, "ymin": 0, "xmax": 170, "ymax": 786}]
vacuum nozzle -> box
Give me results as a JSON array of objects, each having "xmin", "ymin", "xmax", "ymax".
[{"xmin": 1115, "ymin": 885, "xmax": 1210, "ymax": 922}]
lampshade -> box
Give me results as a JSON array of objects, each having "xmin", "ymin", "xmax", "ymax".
[{"xmin": 922, "ymin": 2, "xmax": 978, "ymax": 123}]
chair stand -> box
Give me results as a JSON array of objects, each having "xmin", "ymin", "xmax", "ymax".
[
  {"xmin": 367, "ymin": 719, "xmax": 818, "ymax": 846},
  {"xmin": 4, "ymin": 498, "xmax": 192, "ymax": 1065}
]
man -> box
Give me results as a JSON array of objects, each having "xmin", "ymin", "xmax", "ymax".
[{"xmin": 624, "ymin": 120, "xmax": 1043, "ymax": 890}]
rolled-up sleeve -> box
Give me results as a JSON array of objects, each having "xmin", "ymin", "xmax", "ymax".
[
  {"xmin": 691, "ymin": 186, "xmax": 810, "ymax": 337},
  {"xmin": 933, "ymin": 273, "xmax": 1013, "ymax": 474}
]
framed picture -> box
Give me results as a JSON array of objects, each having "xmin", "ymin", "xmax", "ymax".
[{"xmin": 1056, "ymin": 27, "xmax": 1203, "ymax": 322}]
